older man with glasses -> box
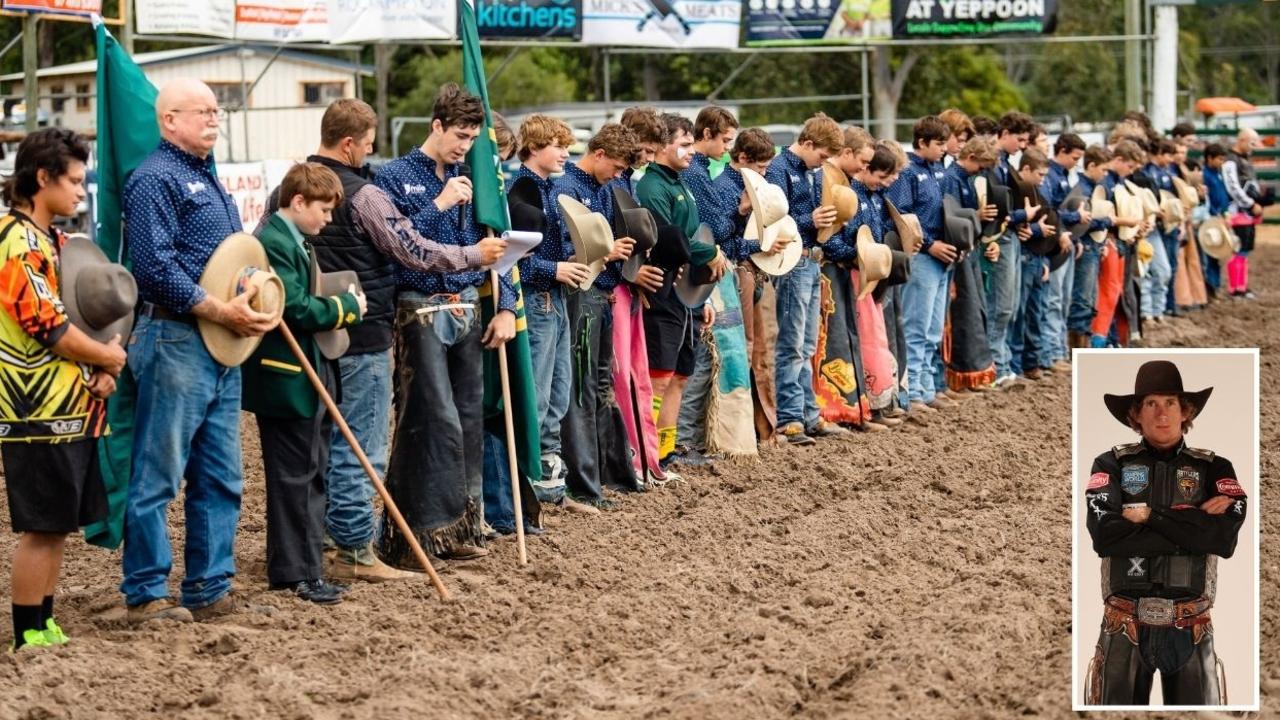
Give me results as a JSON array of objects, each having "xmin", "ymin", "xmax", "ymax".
[{"xmin": 120, "ymin": 78, "xmax": 278, "ymax": 623}]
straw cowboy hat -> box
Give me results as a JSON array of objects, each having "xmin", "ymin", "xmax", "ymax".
[
  {"xmin": 871, "ymin": 242, "xmax": 910, "ymax": 305},
  {"xmin": 884, "ymin": 198, "xmax": 923, "ymax": 256},
  {"xmin": 674, "ymin": 223, "xmax": 719, "ymax": 309},
  {"xmin": 61, "ymin": 233, "xmax": 137, "ymax": 344},
  {"xmin": 1158, "ymin": 189, "xmax": 1185, "ymax": 233},
  {"xmin": 1103, "ymin": 359, "xmax": 1212, "ymax": 428},
  {"xmin": 1172, "ymin": 175, "xmax": 1200, "ymax": 210},
  {"xmin": 558, "ymin": 194, "xmax": 615, "ymax": 290},
  {"xmin": 817, "ymin": 165, "xmax": 858, "ymax": 244},
  {"xmin": 1197, "ymin": 215, "xmax": 1236, "ymax": 262},
  {"xmin": 612, "ymin": 186, "xmax": 658, "ymax": 283},
  {"xmin": 310, "ymin": 255, "xmax": 360, "ymax": 361},
  {"xmin": 1112, "ymin": 183, "xmax": 1144, "ymax": 242},
  {"xmin": 198, "ymin": 233, "xmax": 285, "ymax": 368},
  {"xmin": 740, "ymin": 167, "xmax": 788, "ymax": 240},
  {"xmin": 1135, "ymin": 237, "xmax": 1155, "ymax": 278},
  {"xmin": 1127, "ymin": 180, "xmax": 1160, "ymax": 219},
  {"xmin": 854, "ymin": 225, "xmax": 892, "ymax": 301},
  {"xmin": 1088, "ymin": 184, "xmax": 1115, "ymax": 244},
  {"xmin": 749, "ymin": 214, "xmax": 802, "ymax": 276}
]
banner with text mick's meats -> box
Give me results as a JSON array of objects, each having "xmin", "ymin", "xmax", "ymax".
[{"xmin": 582, "ymin": 0, "xmax": 740, "ymax": 49}]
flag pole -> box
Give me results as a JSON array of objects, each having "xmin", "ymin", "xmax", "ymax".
[
  {"xmin": 490, "ymin": 263, "xmax": 528, "ymax": 565},
  {"xmin": 275, "ymin": 322, "xmax": 451, "ymax": 600}
]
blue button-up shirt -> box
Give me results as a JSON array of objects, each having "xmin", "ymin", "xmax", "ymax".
[
  {"xmin": 556, "ymin": 161, "xmax": 623, "ymax": 291},
  {"xmin": 682, "ymin": 152, "xmax": 734, "ymax": 247},
  {"xmin": 765, "ymin": 147, "xmax": 820, "ymax": 249},
  {"xmin": 511, "ymin": 165, "xmax": 566, "ymax": 294},
  {"xmin": 1044, "ymin": 160, "xmax": 1081, "ymax": 228},
  {"xmin": 1144, "ymin": 162, "xmax": 1174, "ymax": 192},
  {"xmin": 122, "ymin": 140, "xmax": 242, "ymax": 313},
  {"xmin": 942, "ymin": 162, "xmax": 977, "ymax": 210},
  {"xmin": 711, "ymin": 165, "xmax": 760, "ymax": 262},
  {"xmin": 375, "ymin": 148, "xmax": 515, "ymax": 311},
  {"xmin": 886, "ymin": 152, "xmax": 945, "ymax": 250}
]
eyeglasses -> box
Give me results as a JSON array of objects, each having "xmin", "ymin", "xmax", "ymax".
[{"xmin": 170, "ymin": 107, "xmax": 228, "ymax": 122}]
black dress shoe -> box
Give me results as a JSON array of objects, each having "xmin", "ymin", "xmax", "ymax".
[{"xmin": 271, "ymin": 578, "xmax": 345, "ymax": 605}]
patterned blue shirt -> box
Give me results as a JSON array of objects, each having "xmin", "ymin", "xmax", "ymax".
[
  {"xmin": 765, "ymin": 147, "xmax": 819, "ymax": 249},
  {"xmin": 122, "ymin": 140, "xmax": 242, "ymax": 313},
  {"xmin": 556, "ymin": 161, "xmax": 622, "ymax": 291},
  {"xmin": 511, "ymin": 165, "xmax": 566, "ymax": 294},
  {"xmin": 375, "ymin": 148, "xmax": 516, "ymax": 311},
  {"xmin": 886, "ymin": 152, "xmax": 945, "ymax": 251},
  {"xmin": 1044, "ymin": 160, "xmax": 1081, "ymax": 228},
  {"xmin": 1144, "ymin": 162, "xmax": 1174, "ymax": 192},
  {"xmin": 710, "ymin": 165, "xmax": 761, "ymax": 262},
  {"xmin": 682, "ymin": 153, "xmax": 733, "ymax": 246},
  {"xmin": 942, "ymin": 161, "xmax": 977, "ymax": 210}
]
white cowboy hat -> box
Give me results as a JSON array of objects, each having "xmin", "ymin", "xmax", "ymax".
[
  {"xmin": 740, "ymin": 167, "xmax": 789, "ymax": 240},
  {"xmin": 61, "ymin": 233, "xmax": 138, "ymax": 344},
  {"xmin": 1197, "ymin": 215, "xmax": 1236, "ymax": 262},
  {"xmin": 749, "ymin": 215, "xmax": 802, "ymax": 276},
  {"xmin": 1158, "ymin": 189, "xmax": 1185, "ymax": 233},
  {"xmin": 1112, "ymin": 184, "xmax": 1144, "ymax": 243},
  {"xmin": 557, "ymin": 194, "xmax": 615, "ymax": 290},
  {"xmin": 198, "ymin": 233, "xmax": 286, "ymax": 368},
  {"xmin": 1172, "ymin": 176, "xmax": 1200, "ymax": 210}
]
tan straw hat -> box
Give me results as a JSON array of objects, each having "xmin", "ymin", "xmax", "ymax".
[
  {"xmin": 1197, "ymin": 215, "xmax": 1236, "ymax": 262},
  {"xmin": 855, "ymin": 225, "xmax": 892, "ymax": 301},
  {"xmin": 884, "ymin": 198, "xmax": 924, "ymax": 256},
  {"xmin": 740, "ymin": 167, "xmax": 789, "ymax": 240},
  {"xmin": 310, "ymin": 253, "xmax": 360, "ymax": 361},
  {"xmin": 1112, "ymin": 184, "xmax": 1143, "ymax": 243},
  {"xmin": 557, "ymin": 194, "xmax": 615, "ymax": 290},
  {"xmin": 198, "ymin": 233, "xmax": 285, "ymax": 368}
]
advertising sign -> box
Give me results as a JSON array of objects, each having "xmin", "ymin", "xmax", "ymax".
[
  {"xmin": 476, "ymin": 0, "xmax": 581, "ymax": 38},
  {"xmin": 582, "ymin": 0, "xmax": 740, "ymax": 49}
]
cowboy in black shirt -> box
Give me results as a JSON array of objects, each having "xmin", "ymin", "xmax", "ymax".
[{"xmin": 1084, "ymin": 360, "xmax": 1246, "ymax": 705}]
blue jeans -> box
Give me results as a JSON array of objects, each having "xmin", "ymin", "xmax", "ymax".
[
  {"xmin": 903, "ymin": 251, "xmax": 950, "ymax": 404},
  {"xmin": 984, "ymin": 230, "xmax": 1021, "ymax": 378},
  {"xmin": 324, "ymin": 348, "xmax": 390, "ymax": 550},
  {"xmin": 1140, "ymin": 229, "xmax": 1172, "ymax": 318},
  {"xmin": 1069, "ymin": 241, "xmax": 1103, "ymax": 334},
  {"xmin": 676, "ymin": 323, "xmax": 712, "ymax": 449},
  {"xmin": 1012, "ymin": 253, "xmax": 1050, "ymax": 373},
  {"xmin": 526, "ymin": 288, "xmax": 572, "ymax": 457},
  {"xmin": 121, "ymin": 316, "xmax": 242, "ymax": 609},
  {"xmin": 1044, "ymin": 251, "xmax": 1074, "ymax": 362},
  {"xmin": 774, "ymin": 258, "xmax": 821, "ymax": 428},
  {"xmin": 1162, "ymin": 229, "xmax": 1180, "ymax": 313}
]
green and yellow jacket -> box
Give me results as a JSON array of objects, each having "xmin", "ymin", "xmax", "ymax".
[{"xmin": 242, "ymin": 212, "xmax": 362, "ymax": 419}]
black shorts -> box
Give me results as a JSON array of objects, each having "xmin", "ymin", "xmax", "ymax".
[
  {"xmin": 1, "ymin": 440, "xmax": 107, "ymax": 533},
  {"xmin": 643, "ymin": 288, "xmax": 697, "ymax": 377}
]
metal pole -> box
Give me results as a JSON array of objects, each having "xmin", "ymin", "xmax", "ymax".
[
  {"xmin": 602, "ymin": 47, "xmax": 611, "ymax": 112},
  {"xmin": 860, "ymin": 47, "xmax": 870, "ymax": 126},
  {"xmin": 120, "ymin": 0, "xmax": 134, "ymax": 53},
  {"xmin": 375, "ymin": 43, "xmax": 391, "ymax": 156},
  {"xmin": 239, "ymin": 47, "xmax": 249, "ymax": 162},
  {"xmin": 22, "ymin": 14, "xmax": 37, "ymax": 132},
  {"xmin": 1124, "ymin": 0, "xmax": 1143, "ymax": 111},
  {"xmin": 1150, "ymin": 4, "xmax": 1179, "ymax": 133}
]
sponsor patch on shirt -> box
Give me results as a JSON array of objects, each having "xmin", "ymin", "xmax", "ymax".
[
  {"xmin": 1121, "ymin": 465, "xmax": 1149, "ymax": 495},
  {"xmin": 1176, "ymin": 467, "xmax": 1200, "ymax": 499},
  {"xmin": 1087, "ymin": 472, "xmax": 1110, "ymax": 490},
  {"xmin": 185, "ymin": 181, "xmax": 207, "ymax": 194},
  {"xmin": 1217, "ymin": 478, "xmax": 1245, "ymax": 497},
  {"xmin": 403, "ymin": 183, "xmax": 427, "ymax": 195}
]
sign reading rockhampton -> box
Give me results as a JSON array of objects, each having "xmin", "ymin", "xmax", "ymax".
[
  {"xmin": 475, "ymin": 0, "xmax": 581, "ymax": 38},
  {"xmin": 892, "ymin": 0, "xmax": 1057, "ymax": 38}
]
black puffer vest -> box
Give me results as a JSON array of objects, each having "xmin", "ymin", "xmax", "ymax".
[{"xmin": 267, "ymin": 155, "xmax": 396, "ymax": 354}]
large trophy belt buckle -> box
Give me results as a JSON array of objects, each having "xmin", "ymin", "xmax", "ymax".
[{"xmin": 1136, "ymin": 597, "xmax": 1176, "ymax": 626}]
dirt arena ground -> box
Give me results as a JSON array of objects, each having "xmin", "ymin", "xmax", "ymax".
[{"xmin": 0, "ymin": 230, "xmax": 1275, "ymax": 719}]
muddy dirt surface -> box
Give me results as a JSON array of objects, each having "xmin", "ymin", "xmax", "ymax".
[{"xmin": 0, "ymin": 233, "xmax": 1275, "ymax": 719}]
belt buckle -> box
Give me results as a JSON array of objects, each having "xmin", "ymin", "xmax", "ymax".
[{"xmin": 1136, "ymin": 597, "xmax": 1176, "ymax": 625}]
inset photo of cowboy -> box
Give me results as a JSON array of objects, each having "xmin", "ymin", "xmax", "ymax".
[{"xmin": 1072, "ymin": 350, "xmax": 1258, "ymax": 712}]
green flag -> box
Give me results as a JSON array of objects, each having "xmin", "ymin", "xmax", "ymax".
[
  {"xmin": 86, "ymin": 19, "xmax": 159, "ymax": 549},
  {"xmin": 460, "ymin": 0, "xmax": 509, "ymax": 234},
  {"xmin": 462, "ymin": 0, "xmax": 543, "ymax": 510}
]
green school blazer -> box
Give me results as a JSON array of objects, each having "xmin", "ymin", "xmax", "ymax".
[{"xmin": 241, "ymin": 213, "xmax": 362, "ymax": 419}]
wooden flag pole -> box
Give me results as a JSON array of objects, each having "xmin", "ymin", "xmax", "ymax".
[
  {"xmin": 490, "ymin": 266, "xmax": 528, "ymax": 565},
  {"xmin": 276, "ymin": 322, "xmax": 450, "ymax": 600}
]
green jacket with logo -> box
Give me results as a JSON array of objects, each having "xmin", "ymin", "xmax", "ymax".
[
  {"xmin": 242, "ymin": 212, "xmax": 362, "ymax": 419},
  {"xmin": 635, "ymin": 163, "xmax": 718, "ymax": 266}
]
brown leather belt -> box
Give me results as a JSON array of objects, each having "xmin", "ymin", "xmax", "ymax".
[
  {"xmin": 139, "ymin": 302, "xmax": 196, "ymax": 326},
  {"xmin": 1106, "ymin": 595, "xmax": 1212, "ymax": 628}
]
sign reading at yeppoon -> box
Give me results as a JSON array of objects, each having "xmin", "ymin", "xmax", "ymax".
[
  {"xmin": 892, "ymin": 0, "xmax": 1057, "ymax": 38},
  {"xmin": 475, "ymin": 0, "xmax": 581, "ymax": 38}
]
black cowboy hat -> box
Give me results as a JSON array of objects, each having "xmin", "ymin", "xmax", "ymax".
[
  {"xmin": 1062, "ymin": 184, "xmax": 1090, "ymax": 239},
  {"xmin": 1048, "ymin": 239, "xmax": 1071, "ymax": 272},
  {"xmin": 942, "ymin": 196, "xmax": 978, "ymax": 257},
  {"xmin": 872, "ymin": 245, "xmax": 911, "ymax": 304},
  {"xmin": 612, "ymin": 186, "xmax": 659, "ymax": 283},
  {"xmin": 1013, "ymin": 177, "xmax": 1061, "ymax": 257},
  {"xmin": 651, "ymin": 222, "xmax": 692, "ymax": 272},
  {"xmin": 1102, "ymin": 360, "xmax": 1213, "ymax": 428},
  {"xmin": 508, "ymin": 176, "xmax": 545, "ymax": 235},
  {"xmin": 982, "ymin": 182, "xmax": 1012, "ymax": 239},
  {"xmin": 674, "ymin": 224, "xmax": 718, "ymax": 309}
]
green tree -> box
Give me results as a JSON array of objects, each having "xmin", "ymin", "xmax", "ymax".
[{"xmin": 899, "ymin": 46, "xmax": 1028, "ymax": 123}]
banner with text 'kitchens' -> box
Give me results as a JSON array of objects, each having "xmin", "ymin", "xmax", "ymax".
[{"xmin": 475, "ymin": 0, "xmax": 581, "ymax": 38}]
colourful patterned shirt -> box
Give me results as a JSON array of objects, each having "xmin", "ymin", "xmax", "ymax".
[{"xmin": 0, "ymin": 211, "xmax": 105, "ymax": 442}]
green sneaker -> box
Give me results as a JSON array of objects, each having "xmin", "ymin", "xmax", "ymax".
[
  {"xmin": 9, "ymin": 628, "xmax": 52, "ymax": 653},
  {"xmin": 43, "ymin": 618, "xmax": 68, "ymax": 645}
]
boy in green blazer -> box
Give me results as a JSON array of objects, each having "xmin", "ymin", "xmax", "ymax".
[{"xmin": 245, "ymin": 163, "xmax": 365, "ymax": 604}]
